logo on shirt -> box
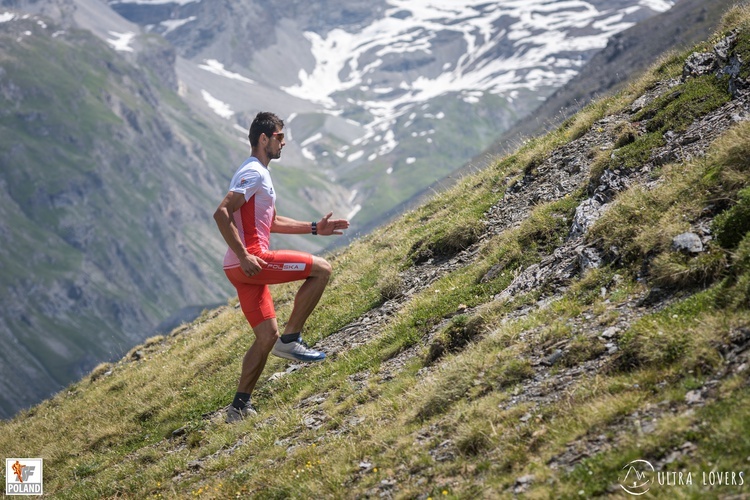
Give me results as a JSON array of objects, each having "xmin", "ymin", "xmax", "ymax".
[{"xmin": 266, "ymin": 263, "xmax": 307, "ymax": 272}]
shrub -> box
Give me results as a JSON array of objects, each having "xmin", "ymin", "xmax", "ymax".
[
  {"xmin": 713, "ymin": 186, "xmax": 750, "ymax": 248},
  {"xmin": 425, "ymin": 314, "xmax": 486, "ymax": 365},
  {"xmin": 650, "ymin": 248, "xmax": 728, "ymax": 289},
  {"xmin": 408, "ymin": 219, "xmax": 484, "ymax": 264}
]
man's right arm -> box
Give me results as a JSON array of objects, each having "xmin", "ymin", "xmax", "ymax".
[{"xmin": 213, "ymin": 191, "xmax": 266, "ymax": 276}]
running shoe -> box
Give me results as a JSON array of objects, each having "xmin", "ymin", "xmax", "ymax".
[
  {"xmin": 271, "ymin": 336, "xmax": 326, "ymax": 362},
  {"xmin": 225, "ymin": 401, "xmax": 257, "ymax": 424}
]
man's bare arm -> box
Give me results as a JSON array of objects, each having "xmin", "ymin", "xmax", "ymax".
[
  {"xmin": 272, "ymin": 212, "xmax": 350, "ymax": 235},
  {"xmin": 213, "ymin": 191, "xmax": 267, "ymax": 276}
]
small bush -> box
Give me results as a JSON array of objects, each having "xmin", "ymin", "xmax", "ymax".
[
  {"xmin": 650, "ymin": 248, "xmax": 728, "ymax": 289},
  {"xmin": 487, "ymin": 356, "xmax": 535, "ymax": 388},
  {"xmin": 608, "ymin": 132, "xmax": 664, "ymax": 170},
  {"xmin": 377, "ymin": 268, "xmax": 402, "ymax": 302},
  {"xmin": 88, "ymin": 362, "xmax": 112, "ymax": 382},
  {"xmin": 614, "ymin": 122, "xmax": 639, "ymax": 148},
  {"xmin": 637, "ymin": 75, "xmax": 732, "ymax": 134},
  {"xmin": 415, "ymin": 368, "xmax": 476, "ymax": 420},
  {"xmin": 455, "ymin": 426, "xmax": 492, "ymax": 456},
  {"xmin": 409, "ymin": 219, "xmax": 484, "ymax": 264},
  {"xmin": 587, "ymin": 148, "xmax": 612, "ymax": 190},
  {"xmin": 562, "ymin": 335, "xmax": 607, "ymax": 367},
  {"xmin": 425, "ymin": 314, "xmax": 486, "ymax": 365},
  {"xmin": 713, "ymin": 186, "xmax": 750, "ymax": 248}
]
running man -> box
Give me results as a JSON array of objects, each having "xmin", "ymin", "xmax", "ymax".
[{"xmin": 214, "ymin": 111, "xmax": 349, "ymax": 423}]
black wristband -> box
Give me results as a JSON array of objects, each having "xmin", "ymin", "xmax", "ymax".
[{"xmin": 311, "ymin": 221, "xmax": 317, "ymax": 235}]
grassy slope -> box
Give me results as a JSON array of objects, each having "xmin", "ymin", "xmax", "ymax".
[{"xmin": 2, "ymin": 6, "xmax": 750, "ymax": 499}]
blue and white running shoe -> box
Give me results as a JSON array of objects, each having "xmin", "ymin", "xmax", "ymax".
[{"xmin": 271, "ymin": 336, "xmax": 326, "ymax": 362}]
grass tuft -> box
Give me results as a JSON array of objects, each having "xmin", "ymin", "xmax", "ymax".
[{"xmin": 425, "ymin": 314, "xmax": 486, "ymax": 365}]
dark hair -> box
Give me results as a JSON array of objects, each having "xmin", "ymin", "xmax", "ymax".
[{"xmin": 248, "ymin": 111, "xmax": 284, "ymax": 147}]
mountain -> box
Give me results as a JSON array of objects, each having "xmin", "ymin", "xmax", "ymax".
[
  {"xmin": 0, "ymin": 0, "xmax": 681, "ymax": 420},
  {"xmin": 0, "ymin": 8, "xmax": 243, "ymax": 418},
  {"xmin": 1, "ymin": 4, "xmax": 749, "ymax": 495},
  {"xmin": 481, "ymin": 0, "xmax": 740, "ymax": 159},
  {"xmin": 107, "ymin": 0, "xmax": 677, "ymax": 230},
  {"xmin": 0, "ymin": 2, "xmax": 335, "ymax": 419}
]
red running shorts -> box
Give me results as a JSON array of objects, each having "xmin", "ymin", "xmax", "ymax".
[{"xmin": 224, "ymin": 249, "xmax": 313, "ymax": 327}]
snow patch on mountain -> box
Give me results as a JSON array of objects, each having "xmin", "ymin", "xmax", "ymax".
[
  {"xmin": 282, "ymin": 0, "xmax": 673, "ymax": 113},
  {"xmin": 161, "ymin": 16, "xmax": 196, "ymax": 35},
  {"xmin": 275, "ymin": 0, "xmax": 673, "ymax": 164},
  {"xmin": 198, "ymin": 59, "xmax": 255, "ymax": 84},
  {"xmin": 201, "ymin": 90, "xmax": 234, "ymax": 119},
  {"xmin": 107, "ymin": 30, "xmax": 135, "ymax": 52}
]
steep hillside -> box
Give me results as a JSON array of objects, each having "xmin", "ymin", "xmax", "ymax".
[{"xmin": 2, "ymin": 4, "xmax": 750, "ymax": 498}]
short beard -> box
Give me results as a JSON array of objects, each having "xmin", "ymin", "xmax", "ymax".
[{"xmin": 267, "ymin": 145, "xmax": 281, "ymax": 160}]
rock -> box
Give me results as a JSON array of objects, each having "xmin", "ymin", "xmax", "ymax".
[
  {"xmin": 171, "ymin": 426, "xmax": 187, "ymax": 437},
  {"xmin": 595, "ymin": 169, "xmax": 631, "ymax": 202},
  {"xmin": 683, "ymin": 52, "xmax": 717, "ymax": 79},
  {"xmin": 601, "ymin": 327, "xmax": 619, "ymax": 339},
  {"xmin": 578, "ymin": 246, "xmax": 603, "ymax": 271},
  {"xmin": 570, "ymin": 198, "xmax": 604, "ymax": 238},
  {"xmin": 714, "ymin": 31, "xmax": 738, "ymax": 60},
  {"xmin": 637, "ymin": 287, "xmax": 669, "ymax": 307},
  {"xmin": 516, "ymin": 474, "xmax": 535, "ymax": 485},
  {"xmin": 685, "ymin": 390, "xmax": 703, "ymax": 405},
  {"xmin": 672, "ymin": 232, "xmax": 704, "ymax": 253},
  {"xmin": 542, "ymin": 349, "xmax": 564, "ymax": 366},
  {"xmin": 514, "ymin": 474, "xmax": 536, "ymax": 494}
]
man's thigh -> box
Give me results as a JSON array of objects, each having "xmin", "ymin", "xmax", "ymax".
[{"xmin": 255, "ymin": 250, "xmax": 314, "ymax": 284}]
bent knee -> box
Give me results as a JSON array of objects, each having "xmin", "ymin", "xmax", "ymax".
[
  {"xmin": 312, "ymin": 257, "xmax": 332, "ymax": 278},
  {"xmin": 252, "ymin": 320, "xmax": 280, "ymax": 347}
]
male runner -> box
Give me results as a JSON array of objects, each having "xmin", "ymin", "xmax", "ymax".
[{"xmin": 214, "ymin": 111, "xmax": 349, "ymax": 423}]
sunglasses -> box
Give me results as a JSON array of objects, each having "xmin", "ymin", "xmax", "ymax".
[{"xmin": 267, "ymin": 131, "xmax": 285, "ymax": 141}]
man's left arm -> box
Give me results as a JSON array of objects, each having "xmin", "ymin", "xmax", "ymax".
[{"xmin": 272, "ymin": 212, "xmax": 350, "ymax": 236}]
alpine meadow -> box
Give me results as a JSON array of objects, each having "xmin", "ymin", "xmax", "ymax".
[{"xmin": 4, "ymin": 3, "xmax": 750, "ymax": 500}]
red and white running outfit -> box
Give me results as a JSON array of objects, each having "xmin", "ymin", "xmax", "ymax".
[{"xmin": 223, "ymin": 157, "xmax": 312, "ymax": 327}]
